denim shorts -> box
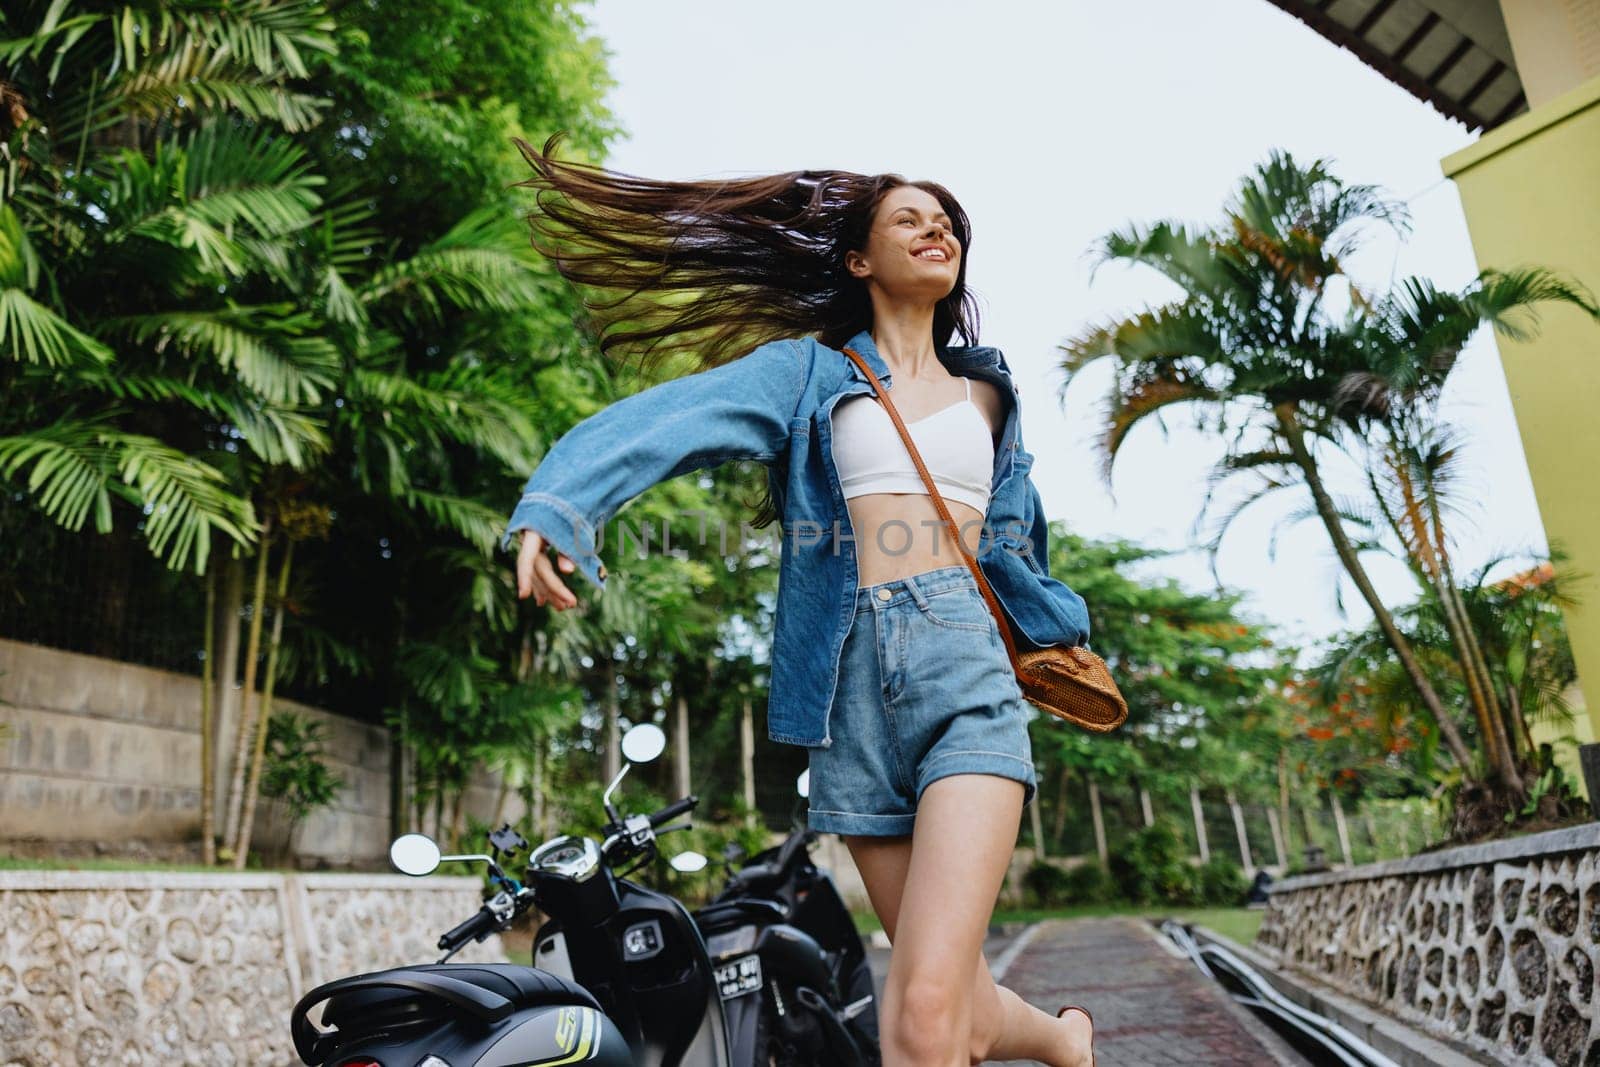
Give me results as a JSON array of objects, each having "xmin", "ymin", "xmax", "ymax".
[{"xmin": 805, "ymin": 564, "xmax": 1037, "ymax": 837}]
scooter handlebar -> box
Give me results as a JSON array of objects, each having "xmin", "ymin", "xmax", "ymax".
[
  {"xmin": 649, "ymin": 794, "xmax": 698, "ymax": 827},
  {"xmin": 438, "ymin": 905, "xmax": 498, "ymax": 953}
]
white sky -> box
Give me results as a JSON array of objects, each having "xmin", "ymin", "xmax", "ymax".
[{"xmin": 584, "ymin": 0, "xmax": 1549, "ymax": 650}]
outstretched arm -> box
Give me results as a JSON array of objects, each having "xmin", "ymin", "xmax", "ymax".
[{"xmin": 505, "ymin": 338, "xmax": 811, "ymax": 603}]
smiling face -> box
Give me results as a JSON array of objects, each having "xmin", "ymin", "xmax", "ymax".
[{"xmin": 844, "ymin": 184, "xmax": 964, "ymax": 305}]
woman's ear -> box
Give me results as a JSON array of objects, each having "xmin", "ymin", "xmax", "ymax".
[{"xmin": 843, "ymin": 248, "xmax": 870, "ymax": 280}]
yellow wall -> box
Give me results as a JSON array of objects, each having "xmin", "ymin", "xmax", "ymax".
[{"xmin": 1441, "ymin": 75, "xmax": 1600, "ymax": 760}]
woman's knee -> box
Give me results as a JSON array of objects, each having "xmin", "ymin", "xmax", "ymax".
[{"xmin": 888, "ymin": 974, "xmax": 968, "ymax": 1056}]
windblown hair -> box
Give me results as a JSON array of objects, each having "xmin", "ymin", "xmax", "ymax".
[
  {"xmin": 510, "ymin": 131, "xmax": 981, "ymax": 377},
  {"xmin": 510, "ymin": 132, "xmax": 981, "ymax": 528}
]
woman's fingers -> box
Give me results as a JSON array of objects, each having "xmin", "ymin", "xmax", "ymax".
[
  {"xmin": 516, "ymin": 529, "xmax": 580, "ymax": 609},
  {"xmin": 533, "ymin": 548, "xmax": 576, "ymax": 609},
  {"xmin": 516, "ymin": 529, "xmax": 544, "ymax": 601}
]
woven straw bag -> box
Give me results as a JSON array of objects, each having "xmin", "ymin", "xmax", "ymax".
[{"xmin": 842, "ymin": 347, "xmax": 1127, "ymax": 733}]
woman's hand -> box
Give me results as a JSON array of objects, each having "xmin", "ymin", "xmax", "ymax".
[{"xmin": 516, "ymin": 529, "xmax": 579, "ymax": 610}]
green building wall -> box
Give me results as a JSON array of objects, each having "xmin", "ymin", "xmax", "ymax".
[{"xmin": 1441, "ymin": 74, "xmax": 1600, "ymax": 776}]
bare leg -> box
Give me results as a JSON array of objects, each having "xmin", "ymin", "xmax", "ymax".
[{"xmin": 846, "ymin": 775, "xmax": 1091, "ymax": 1066}]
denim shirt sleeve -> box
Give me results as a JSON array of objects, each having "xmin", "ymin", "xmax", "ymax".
[{"xmin": 501, "ymin": 338, "xmax": 810, "ymax": 590}]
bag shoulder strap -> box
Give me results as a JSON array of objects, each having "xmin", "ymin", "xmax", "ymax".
[{"xmin": 841, "ymin": 347, "xmax": 1022, "ymax": 667}]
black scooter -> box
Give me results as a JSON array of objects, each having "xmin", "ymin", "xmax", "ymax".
[
  {"xmin": 687, "ymin": 767, "xmax": 880, "ymax": 1064},
  {"xmin": 290, "ymin": 725, "xmax": 878, "ymax": 1066}
]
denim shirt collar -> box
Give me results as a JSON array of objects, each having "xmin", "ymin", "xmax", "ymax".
[{"xmin": 840, "ymin": 328, "xmax": 1008, "ymax": 389}]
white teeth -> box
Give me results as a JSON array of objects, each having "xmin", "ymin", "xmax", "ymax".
[{"xmin": 916, "ymin": 249, "xmax": 946, "ymax": 260}]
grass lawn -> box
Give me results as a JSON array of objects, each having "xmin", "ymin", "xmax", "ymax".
[{"xmin": 850, "ymin": 903, "xmax": 1267, "ymax": 947}]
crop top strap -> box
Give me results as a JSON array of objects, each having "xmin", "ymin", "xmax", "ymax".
[{"xmin": 963, "ymin": 376, "xmax": 971, "ymax": 400}]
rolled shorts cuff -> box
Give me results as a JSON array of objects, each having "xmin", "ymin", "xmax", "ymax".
[
  {"xmin": 918, "ymin": 750, "xmax": 1037, "ymax": 808},
  {"xmin": 806, "ymin": 807, "xmax": 917, "ymax": 837}
]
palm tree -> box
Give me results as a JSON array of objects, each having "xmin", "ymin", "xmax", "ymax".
[
  {"xmin": 1, "ymin": 0, "xmax": 594, "ymax": 866},
  {"xmin": 1061, "ymin": 149, "xmax": 1598, "ymax": 802}
]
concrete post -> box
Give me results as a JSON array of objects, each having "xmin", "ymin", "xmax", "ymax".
[
  {"xmin": 1190, "ymin": 786, "xmax": 1210, "ymax": 863},
  {"xmin": 1265, "ymin": 806, "xmax": 1288, "ymax": 868},
  {"xmin": 1226, "ymin": 789, "xmax": 1252, "ymax": 869}
]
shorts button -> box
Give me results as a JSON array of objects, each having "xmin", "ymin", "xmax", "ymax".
[{"xmin": 876, "ymin": 587, "xmax": 892, "ymax": 601}]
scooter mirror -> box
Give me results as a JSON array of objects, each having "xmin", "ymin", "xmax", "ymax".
[
  {"xmin": 620, "ymin": 722, "xmax": 667, "ymax": 765},
  {"xmin": 390, "ymin": 833, "xmax": 442, "ymax": 877},
  {"xmin": 796, "ymin": 768, "xmax": 810, "ymax": 799},
  {"xmin": 669, "ymin": 850, "xmax": 708, "ymax": 873}
]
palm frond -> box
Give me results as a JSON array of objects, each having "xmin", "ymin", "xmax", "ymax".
[{"xmin": 110, "ymin": 304, "xmax": 339, "ymax": 405}]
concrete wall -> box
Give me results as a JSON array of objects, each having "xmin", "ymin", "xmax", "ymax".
[
  {"xmin": 0, "ymin": 869, "xmax": 505, "ymax": 1065},
  {"xmin": 1258, "ymin": 822, "xmax": 1600, "ymax": 1066},
  {"xmin": 0, "ymin": 638, "xmax": 521, "ymax": 866}
]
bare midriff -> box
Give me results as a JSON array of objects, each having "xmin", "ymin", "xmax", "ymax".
[{"xmin": 844, "ymin": 491, "xmax": 986, "ymax": 587}]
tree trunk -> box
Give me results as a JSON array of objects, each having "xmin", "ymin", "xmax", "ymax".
[
  {"xmin": 1087, "ymin": 777, "xmax": 1108, "ymax": 866},
  {"xmin": 1138, "ymin": 784, "xmax": 1155, "ymax": 828},
  {"xmin": 448, "ymin": 786, "xmax": 466, "ymax": 852},
  {"xmin": 675, "ymin": 689, "xmax": 691, "ymax": 801},
  {"xmin": 1051, "ymin": 766, "xmax": 1072, "ymax": 844},
  {"xmin": 1030, "ymin": 791, "xmax": 1048, "ymax": 859},
  {"xmin": 1330, "ymin": 792, "xmax": 1354, "ymax": 865},
  {"xmin": 1434, "ymin": 503, "xmax": 1523, "ymax": 785},
  {"xmin": 1277, "ymin": 750, "xmax": 1291, "ymax": 864},
  {"xmin": 212, "ymin": 555, "xmax": 245, "ymax": 828},
  {"xmin": 603, "ymin": 664, "xmax": 620, "ymax": 784},
  {"xmin": 492, "ymin": 774, "xmax": 510, "ymax": 828},
  {"xmin": 1275, "ymin": 406, "xmax": 1475, "ymax": 772},
  {"xmin": 200, "ymin": 567, "xmax": 217, "ymax": 866},
  {"xmin": 1190, "ymin": 785, "xmax": 1210, "ymax": 863},
  {"xmin": 532, "ymin": 734, "xmax": 546, "ymax": 839},
  {"xmin": 234, "ymin": 540, "xmax": 294, "ymax": 870},
  {"xmin": 222, "ymin": 520, "xmax": 274, "ymax": 856},
  {"xmin": 740, "ymin": 696, "xmax": 756, "ymax": 828}
]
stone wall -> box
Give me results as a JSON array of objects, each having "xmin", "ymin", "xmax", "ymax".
[
  {"xmin": 0, "ymin": 638, "xmax": 519, "ymax": 866},
  {"xmin": 0, "ymin": 869, "xmax": 507, "ymax": 1066},
  {"xmin": 1257, "ymin": 822, "xmax": 1600, "ymax": 1066}
]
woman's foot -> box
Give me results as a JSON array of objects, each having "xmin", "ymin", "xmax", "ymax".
[{"xmin": 1055, "ymin": 1004, "xmax": 1095, "ymax": 1066}]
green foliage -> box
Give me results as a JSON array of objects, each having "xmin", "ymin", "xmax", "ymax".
[
  {"xmin": 1193, "ymin": 855, "xmax": 1248, "ymax": 906},
  {"xmin": 260, "ymin": 712, "xmax": 343, "ymax": 825},
  {"xmin": 1021, "ymin": 859, "xmax": 1073, "ymax": 907},
  {"xmin": 1108, "ymin": 824, "xmax": 1197, "ymax": 906},
  {"xmin": 1063, "ymin": 860, "xmax": 1115, "ymax": 905},
  {"xmin": 1022, "ymin": 858, "xmax": 1113, "ymax": 908}
]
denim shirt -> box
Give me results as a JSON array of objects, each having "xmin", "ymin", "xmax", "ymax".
[{"xmin": 500, "ymin": 328, "xmax": 1092, "ymax": 747}]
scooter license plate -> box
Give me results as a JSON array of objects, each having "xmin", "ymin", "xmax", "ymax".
[{"xmin": 714, "ymin": 953, "xmax": 763, "ymax": 1000}]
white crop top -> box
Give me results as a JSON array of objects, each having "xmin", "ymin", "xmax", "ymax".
[{"xmin": 831, "ymin": 375, "xmax": 994, "ymax": 512}]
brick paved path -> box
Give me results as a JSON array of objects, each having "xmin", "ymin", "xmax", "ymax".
[{"xmin": 990, "ymin": 916, "xmax": 1308, "ymax": 1066}]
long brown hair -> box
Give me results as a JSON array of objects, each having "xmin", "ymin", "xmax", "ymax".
[
  {"xmin": 511, "ymin": 131, "xmax": 981, "ymax": 377},
  {"xmin": 511, "ymin": 132, "xmax": 982, "ymax": 528}
]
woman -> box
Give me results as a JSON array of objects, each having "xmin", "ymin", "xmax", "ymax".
[{"xmin": 504, "ymin": 133, "xmax": 1097, "ymax": 1067}]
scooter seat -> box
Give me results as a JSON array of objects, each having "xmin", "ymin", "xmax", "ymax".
[
  {"xmin": 694, "ymin": 898, "xmax": 788, "ymax": 930},
  {"xmin": 293, "ymin": 962, "xmax": 605, "ymax": 1062},
  {"xmin": 321, "ymin": 963, "xmax": 602, "ymax": 1017}
]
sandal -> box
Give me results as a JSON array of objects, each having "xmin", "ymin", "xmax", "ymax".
[{"xmin": 1056, "ymin": 1004, "xmax": 1096, "ymax": 1067}]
